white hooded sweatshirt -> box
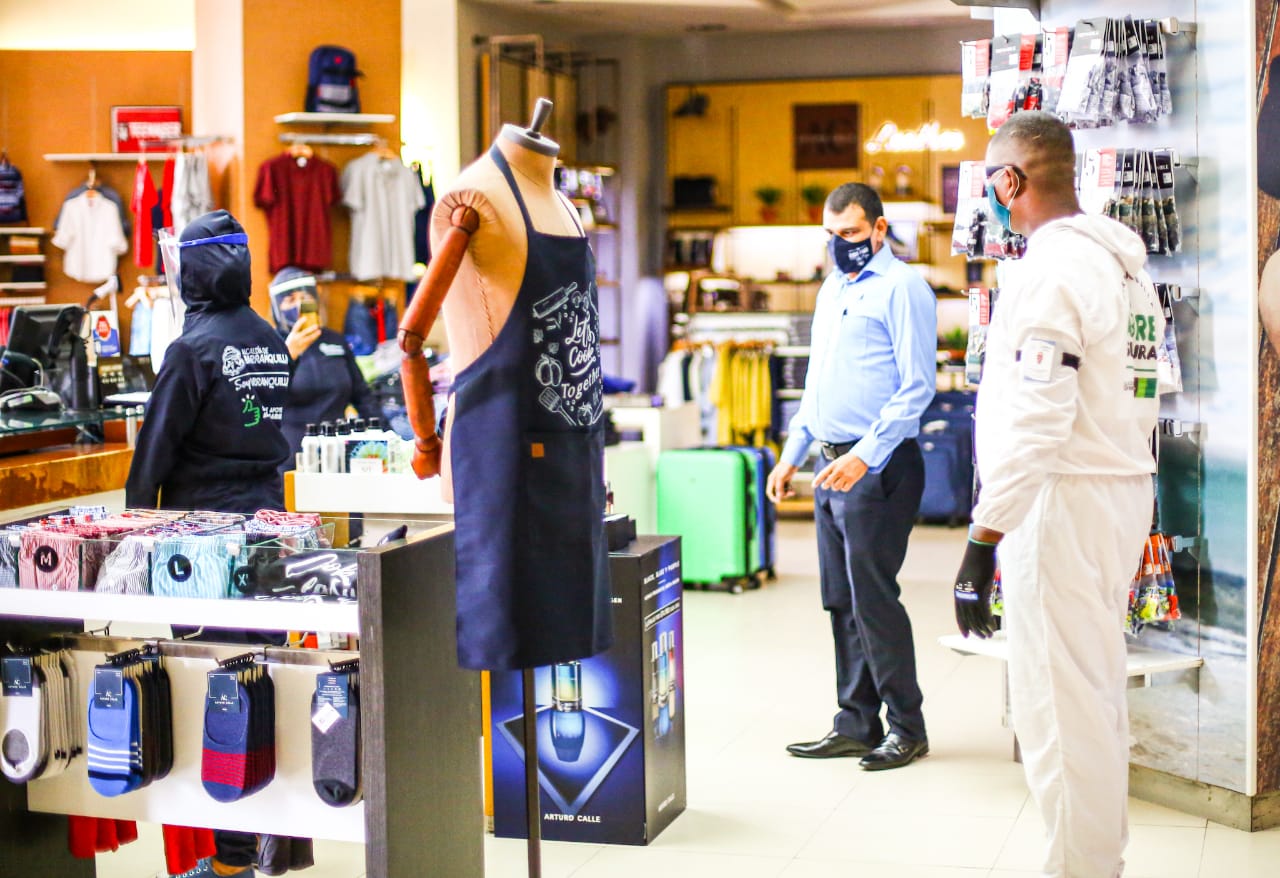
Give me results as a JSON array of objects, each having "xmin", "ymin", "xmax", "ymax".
[{"xmin": 972, "ymin": 213, "xmax": 1163, "ymax": 535}]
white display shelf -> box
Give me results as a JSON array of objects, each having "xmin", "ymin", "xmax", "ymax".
[
  {"xmin": 274, "ymin": 111, "xmax": 396, "ymax": 125},
  {"xmin": 293, "ymin": 471, "xmax": 453, "ymax": 515},
  {"xmin": 0, "ymin": 227, "xmax": 45, "ymax": 236},
  {"xmin": 0, "ymin": 588, "xmax": 360, "ymax": 634},
  {"xmin": 939, "ymin": 633, "xmax": 1204, "ymax": 680},
  {"xmin": 0, "ymin": 281, "xmax": 47, "ymax": 291},
  {"xmin": 44, "ymin": 153, "xmax": 172, "ymax": 162},
  {"xmin": 0, "ymin": 254, "xmax": 44, "ymax": 264}
]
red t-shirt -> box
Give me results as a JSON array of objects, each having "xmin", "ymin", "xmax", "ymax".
[
  {"xmin": 160, "ymin": 155, "xmax": 176, "ymax": 229},
  {"xmin": 131, "ymin": 159, "xmax": 158, "ymax": 268},
  {"xmin": 253, "ymin": 153, "xmax": 339, "ymax": 273}
]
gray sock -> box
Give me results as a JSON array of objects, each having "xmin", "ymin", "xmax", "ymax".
[{"xmin": 310, "ymin": 673, "xmax": 360, "ymax": 807}]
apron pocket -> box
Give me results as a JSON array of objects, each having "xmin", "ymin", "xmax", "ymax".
[
  {"xmin": 521, "ymin": 430, "xmax": 604, "ymax": 559},
  {"xmin": 518, "ymin": 430, "xmax": 606, "ymax": 649}
]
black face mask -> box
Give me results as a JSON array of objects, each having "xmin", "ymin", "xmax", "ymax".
[{"xmin": 828, "ymin": 234, "xmax": 875, "ymax": 276}]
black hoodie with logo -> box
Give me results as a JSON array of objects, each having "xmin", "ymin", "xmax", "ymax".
[{"xmin": 125, "ymin": 211, "xmax": 291, "ymax": 513}]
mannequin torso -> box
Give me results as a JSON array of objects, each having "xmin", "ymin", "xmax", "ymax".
[
  {"xmin": 429, "ymin": 136, "xmax": 585, "ymax": 497},
  {"xmin": 399, "ymin": 107, "xmax": 613, "ymax": 671}
]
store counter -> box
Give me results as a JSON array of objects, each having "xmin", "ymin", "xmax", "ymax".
[{"xmin": 0, "ymin": 406, "xmax": 142, "ymax": 512}]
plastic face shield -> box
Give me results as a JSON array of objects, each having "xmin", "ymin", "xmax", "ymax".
[{"xmin": 157, "ymin": 229, "xmax": 249, "ymax": 315}]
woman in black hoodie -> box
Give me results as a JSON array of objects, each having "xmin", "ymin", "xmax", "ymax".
[
  {"xmin": 126, "ymin": 210, "xmax": 292, "ymax": 513},
  {"xmin": 125, "ymin": 211, "xmax": 304, "ymax": 875}
]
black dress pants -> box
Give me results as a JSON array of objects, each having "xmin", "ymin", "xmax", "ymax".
[{"xmin": 814, "ymin": 439, "xmax": 926, "ymax": 743}]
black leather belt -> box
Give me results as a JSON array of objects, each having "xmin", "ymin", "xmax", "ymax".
[{"xmin": 819, "ymin": 441, "xmax": 858, "ymax": 461}]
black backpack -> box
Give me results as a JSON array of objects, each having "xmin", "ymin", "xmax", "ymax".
[
  {"xmin": 0, "ymin": 159, "xmax": 27, "ymax": 224},
  {"xmin": 305, "ymin": 45, "xmax": 361, "ymax": 114}
]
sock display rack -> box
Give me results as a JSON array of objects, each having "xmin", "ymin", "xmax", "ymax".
[
  {"xmin": 0, "ymin": 517, "xmax": 483, "ymax": 878},
  {"xmin": 940, "ymin": 1, "xmax": 1208, "ymax": 720}
]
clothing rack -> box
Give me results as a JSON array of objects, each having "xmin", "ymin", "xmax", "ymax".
[{"xmin": 144, "ymin": 135, "xmax": 234, "ymax": 149}]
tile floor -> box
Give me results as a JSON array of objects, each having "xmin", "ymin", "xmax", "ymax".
[{"xmin": 94, "ymin": 521, "xmax": 1280, "ymax": 877}]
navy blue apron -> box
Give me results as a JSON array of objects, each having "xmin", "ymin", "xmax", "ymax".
[{"xmin": 448, "ymin": 146, "xmax": 613, "ymax": 671}]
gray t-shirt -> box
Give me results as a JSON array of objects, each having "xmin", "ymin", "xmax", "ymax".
[{"xmin": 341, "ymin": 153, "xmax": 426, "ymax": 281}]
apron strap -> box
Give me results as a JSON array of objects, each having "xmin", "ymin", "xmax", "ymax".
[
  {"xmin": 489, "ymin": 145, "xmax": 535, "ymax": 230},
  {"xmin": 488, "ymin": 145, "xmax": 586, "ymax": 236}
]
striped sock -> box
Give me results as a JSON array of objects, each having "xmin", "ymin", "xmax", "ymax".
[
  {"xmin": 201, "ymin": 681, "xmax": 251, "ymax": 803},
  {"xmin": 87, "ymin": 675, "xmax": 137, "ymax": 797}
]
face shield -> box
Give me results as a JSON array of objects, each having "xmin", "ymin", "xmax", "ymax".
[
  {"xmin": 157, "ymin": 228, "xmax": 249, "ymax": 315},
  {"xmin": 268, "ymin": 274, "xmax": 320, "ymax": 332}
]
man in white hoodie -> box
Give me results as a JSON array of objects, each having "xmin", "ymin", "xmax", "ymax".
[{"xmin": 951, "ymin": 112, "xmax": 1162, "ymax": 878}]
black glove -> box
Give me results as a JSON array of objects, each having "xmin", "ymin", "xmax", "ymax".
[{"xmin": 954, "ymin": 538, "xmax": 998, "ymax": 638}]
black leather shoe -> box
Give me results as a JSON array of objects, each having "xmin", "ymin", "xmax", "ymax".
[
  {"xmin": 786, "ymin": 730, "xmax": 879, "ymax": 759},
  {"xmin": 859, "ymin": 733, "xmax": 929, "ymax": 770}
]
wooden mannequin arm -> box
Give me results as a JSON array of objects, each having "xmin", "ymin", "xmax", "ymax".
[{"xmin": 399, "ymin": 205, "xmax": 481, "ymax": 480}]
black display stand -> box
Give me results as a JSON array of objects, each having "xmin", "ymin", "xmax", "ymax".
[{"xmin": 0, "ymin": 526, "xmax": 483, "ymax": 878}]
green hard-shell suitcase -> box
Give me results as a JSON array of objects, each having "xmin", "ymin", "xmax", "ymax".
[{"xmin": 657, "ymin": 449, "xmax": 761, "ymax": 592}]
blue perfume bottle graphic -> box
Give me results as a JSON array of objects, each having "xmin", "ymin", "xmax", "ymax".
[{"xmin": 551, "ymin": 661, "xmax": 586, "ymax": 762}]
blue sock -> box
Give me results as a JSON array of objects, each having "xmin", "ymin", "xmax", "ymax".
[
  {"xmin": 201, "ymin": 682, "xmax": 251, "ymax": 803},
  {"xmin": 87, "ymin": 674, "xmax": 136, "ymax": 797}
]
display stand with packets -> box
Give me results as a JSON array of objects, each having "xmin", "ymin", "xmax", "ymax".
[{"xmin": 0, "ymin": 507, "xmax": 483, "ymax": 878}]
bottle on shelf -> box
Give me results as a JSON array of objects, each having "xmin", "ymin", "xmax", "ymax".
[
  {"xmin": 301, "ymin": 423, "xmax": 322, "ymax": 473},
  {"xmin": 320, "ymin": 422, "xmax": 344, "ymax": 473}
]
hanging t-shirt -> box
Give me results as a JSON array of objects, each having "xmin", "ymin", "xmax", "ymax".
[
  {"xmin": 131, "ymin": 160, "xmax": 158, "ymax": 269},
  {"xmin": 341, "ymin": 153, "xmax": 426, "ymax": 281},
  {"xmin": 149, "ymin": 295, "xmax": 186, "ymax": 370},
  {"xmin": 56, "ymin": 183, "xmax": 131, "ymax": 238},
  {"xmin": 52, "ymin": 191, "xmax": 128, "ymax": 283},
  {"xmin": 414, "ymin": 171, "xmax": 435, "ymax": 266},
  {"xmin": 254, "ymin": 153, "xmax": 340, "ymax": 274},
  {"xmin": 160, "ymin": 155, "xmax": 176, "ymax": 229},
  {"xmin": 170, "ymin": 151, "xmax": 214, "ymax": 234}
]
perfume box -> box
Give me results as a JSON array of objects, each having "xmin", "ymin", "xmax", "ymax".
[{"xmin": 492, "ymin": 535, "xmax": 686, "ymax": 845}]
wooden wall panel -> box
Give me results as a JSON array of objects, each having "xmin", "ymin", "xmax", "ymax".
[
  {"xmin": 234, "ymin": 0, "xmax": 403, "ymax": 320},
  {"xmin": 0, "ymin": 51, "xmax": 191, "ymax": 328}
]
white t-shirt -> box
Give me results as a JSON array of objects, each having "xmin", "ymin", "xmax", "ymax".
[
  {"xmin": 341, "ymin": 153, "xmax": 426, "ymax": 281},
  {"xmin": 51, "ymin": 192, "xmax": 128, "ymax": 283}
]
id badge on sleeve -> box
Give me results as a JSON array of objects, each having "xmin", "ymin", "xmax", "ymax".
[{"xmin": 1020, "ymin": 338, "xmax": 1057, "ymax": 383}]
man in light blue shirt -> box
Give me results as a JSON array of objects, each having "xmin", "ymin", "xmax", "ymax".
[{"xmin": 767, "ymin": 183, "xmax": 936, "ymax": 771}]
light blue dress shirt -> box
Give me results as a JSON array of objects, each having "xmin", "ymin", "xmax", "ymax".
[{"xmin": 780, "ymin": 243, "xmax": 938, "ymax": 472}]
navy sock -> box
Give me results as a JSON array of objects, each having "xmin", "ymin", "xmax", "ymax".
[{"xmin": 201, "ymin": 681, "xmax": 250, "ymax": 803}]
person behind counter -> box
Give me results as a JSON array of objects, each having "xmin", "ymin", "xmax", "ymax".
[
  {"xmin": 268, "ymin": 267, "xmax": 380, "ymax": 471},
  {"xmin": 125, "ymin": 210, "xmax": 291, "ymax": 512},
  {"xmin": 122, "ymin": 210, "xmax": 306, "ymax": 877}
]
